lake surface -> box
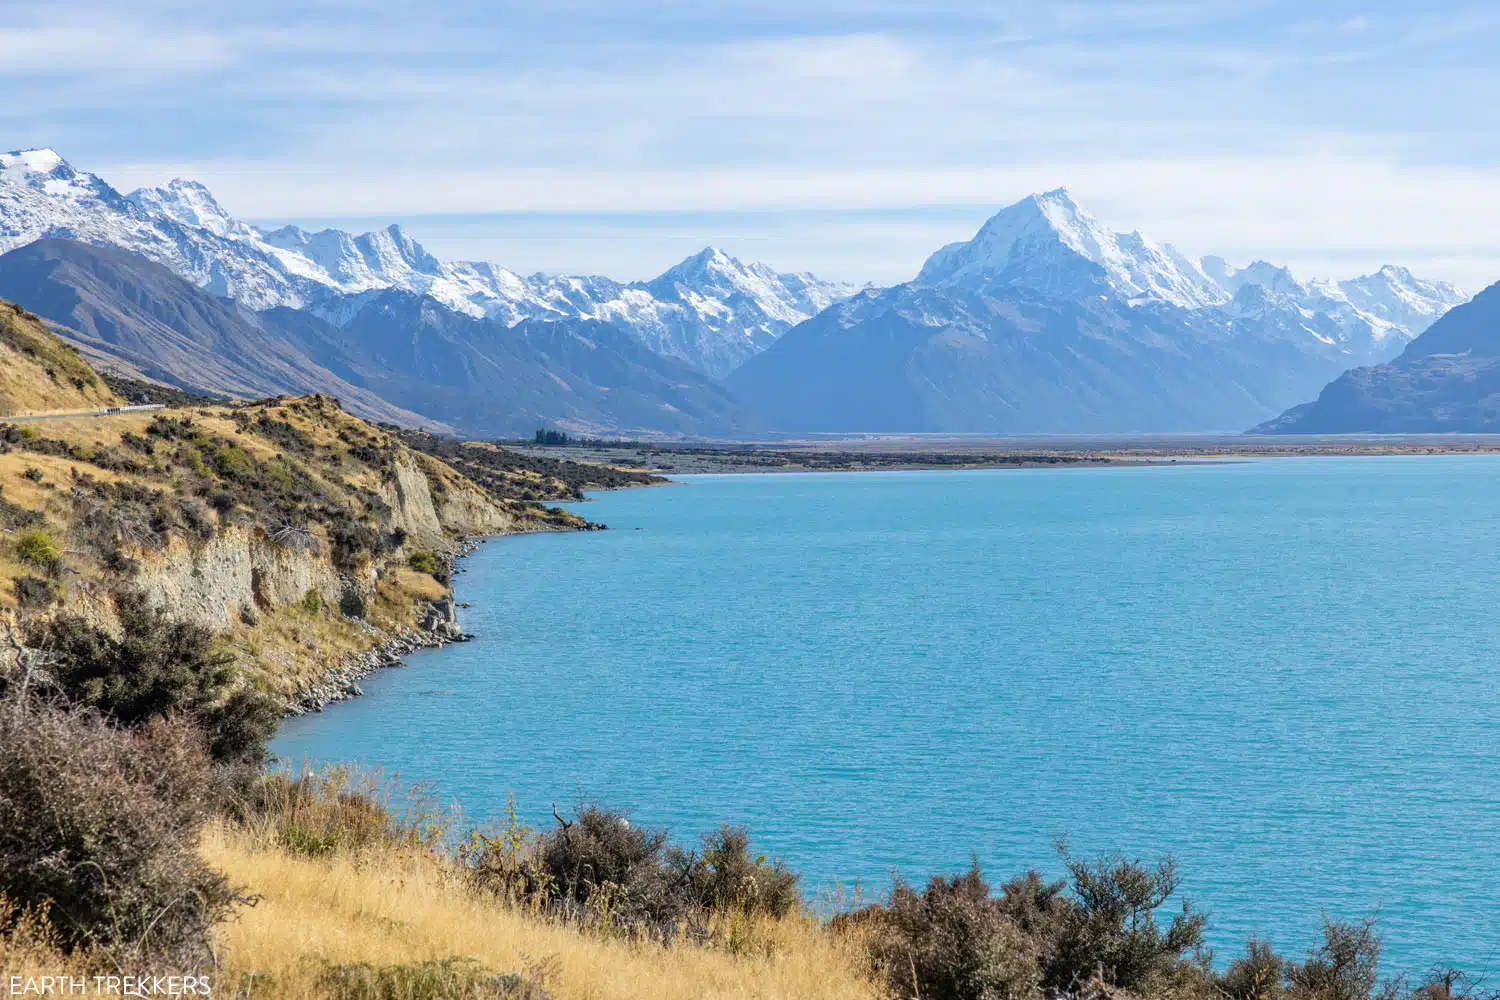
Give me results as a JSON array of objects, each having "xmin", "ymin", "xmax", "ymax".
[{"xmin": 274, "ymin": 459, "xmax": 1500, "ymax": 970}]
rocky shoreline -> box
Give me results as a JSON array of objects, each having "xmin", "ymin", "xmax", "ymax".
[{"xmin": 285, "ymin": 538, "xmax": 482, "ymax": 715}]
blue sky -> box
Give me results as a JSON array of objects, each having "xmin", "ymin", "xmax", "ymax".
[{"xmin": 3, "ymin": 0, "xmax": 1499, "ymax": 286}]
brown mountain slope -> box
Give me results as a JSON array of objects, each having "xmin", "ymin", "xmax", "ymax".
[{"xmin": 0, "ymin": 238, "xmax": 451, "ymax": 432}]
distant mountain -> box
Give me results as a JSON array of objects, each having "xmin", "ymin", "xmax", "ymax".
[
  {"xmin": 0, "ymin": 238, "xmax": 442, "ymax": 429},
  {"xmin": 729, "ymin": 190, "xmax": 1467, "ymax": 433},
  {"xmin": 0, "ymin": 238, "xmax": 751, "ymax": 438},
  {"xmin": 264, "ymin": 290, "xmax": 756, "ymax": 438},
  {"xmin": 1, "ymin": 148, "xmax": 854, "ymax": 375},
  {"xmin": 1255, "ymin": 281, "xmax": 1500, "ymax": 433}
]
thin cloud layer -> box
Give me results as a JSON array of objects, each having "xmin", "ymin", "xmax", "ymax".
[{"xmin": 2, "ymin": 0, "xmax": 1498, "ymax": 286}]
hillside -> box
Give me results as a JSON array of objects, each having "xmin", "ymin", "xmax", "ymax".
[
  {"xmin": 1257, "ymin": 281, "xmax": 1500, "ymax": 433},
  {"xmin": 0, "ymin": 300, "xmax": 119, "ymax": 416},
  {"xmin": 0, "ymin": 238, "xmax": 446, "ymax": 430},
  {"xmin": 0, "ymin": 301, "xmax": 623, "ymax": 707},
  {"xmin": 0, "ymin": 238, "xmax": 758, "ymax": 439},
  {"xmin": 265, "ymin": 290, "xmax": 758, "ymax": 437}
]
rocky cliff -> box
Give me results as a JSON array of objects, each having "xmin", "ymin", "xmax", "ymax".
[{"xmin": 0, "ymin": 307, "xmax": 598, "ymax": 710}]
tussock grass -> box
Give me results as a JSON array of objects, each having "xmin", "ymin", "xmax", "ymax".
[{"xmin": 201, "ymin": 824, "xmax": 879, "ymax": 1000}]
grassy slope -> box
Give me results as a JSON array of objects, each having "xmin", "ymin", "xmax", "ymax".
[
  {"xmin": 2, "ymin": 827, "xmax": 879, "ymax": 1000},
  {"xmin": 202, "ymin": 828, "xmax": 877, "ymax": 1000},
  {"xmin": 0, "ymin": 301, "xmax": 118, "ymax": 416}
]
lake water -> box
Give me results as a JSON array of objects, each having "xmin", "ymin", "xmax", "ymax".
[{"xmin": 273, "ymin": 459, "xmax": 1500, "ymax": 970}]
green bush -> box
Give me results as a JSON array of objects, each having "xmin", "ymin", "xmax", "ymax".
[
  {"xmin": 408, "ymin": 549, "xmax": 450, "ymax": 585},
  {"xmin": 688, "ymin": 824, "xmax": 801, "ymax": 919},
  {"xmin": 340, "ymin": 583, "xmax": 368, "ymax": 619},
  {"xmin": 302, "ymin": 588, "xmax": 323, "ymax": 616},
  {"xmin": 14, "ymin": 529, "xmax": 58, "ymax": 567},
  {"xmin": 20, "ymin": 589, "xmax": 280, "ymax": 764}
]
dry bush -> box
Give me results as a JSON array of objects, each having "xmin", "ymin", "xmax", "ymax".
[
  {"xmin": 233, "ymin": 765, "xmax": 454, "ymax": 859},
  {"xmin": 464, "ymin": 804, "xmax": 800, "ymax": 941},
  {"xmin": 846, "ymin": 850, "xmax": 1209, "ymax": 1000},
  {"xmin": 686, "ymin": 824, "xmax": 801, "ymax": 919},
  {"xmin": 0, "ymin": 703, "xmax": 237, "ymax": 969},
  {"xmin": 858, "ymin": 864, "xmax": 1040, "ymax": 1000}
]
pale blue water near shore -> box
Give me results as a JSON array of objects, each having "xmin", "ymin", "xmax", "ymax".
[{"xmin": 274, "ymin": 458, "xmax": 1500, "ymax": 969}]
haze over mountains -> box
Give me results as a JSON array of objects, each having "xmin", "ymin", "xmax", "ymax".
[{"xmin": 0, "ymin": 147, "xmax": 1481, "ymax": 436}]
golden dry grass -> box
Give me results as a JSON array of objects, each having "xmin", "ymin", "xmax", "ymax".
[
  {"xmin": 198, "ymin": 824, "xmax": 882, "ymax": 1000},
  {"xmin": 0, "ymin": 303, "xmax": 117, "ymax": 417}
]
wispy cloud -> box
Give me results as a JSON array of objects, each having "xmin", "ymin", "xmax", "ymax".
[{"xmin": 4, "ymin": 0, "xmax": 1500, "ymax": 287}]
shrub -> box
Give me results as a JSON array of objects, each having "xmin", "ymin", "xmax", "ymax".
[
  {"xmin": 1223, "ymin": 938, "xmax": 1288, "ymax": 1000},
  {"xmin": 408, "ymin": 549, "xmax": 450, "ymax": 585},
  {"xmin": 22, "ymin": 466, "xmax": 43, "ymax": 482},
  {"xmin": 534, "ymin": 805, "xmax": 686, "ymax": 930},
  {"xmin": 330, "ymin": 516, "xmax": 384, "ymax": 571},
  {"xmin": 235, "ymin": 766, "xmax": 452, "ymax": 859},
  {"xmin": 21, "ymin": 590, "xmax": 280, "ymax": 764},
  {"xmin": 1286, "ymin": 919, "xmax": 1383, "ymax": 1000},
  {"xmin": 302, "ymin": 587, "xmax": 323, "ymax": 616},
  {"xmin": 0, "ymin": 705, "xmax": 237, "ymax": 966},
  {"xmin": 688, "ymin": 824, "xmax": 801, "ymax": 919},
  {"xmin": 340, "ymin": 582, "xmax": 368, "ymax": 620},
  {"xmin": 849, "ymin": 848, "xmax": 1208, "ymax": 1000},
  {"xmin": 860, "ymin": 865, "xmax": 1040, "ymax": 1000},
  {"xmin": 1044, "ymin": 848, "xmax": 1207, "ymax": 993},
  {"xmin": 13, "ymin": 575, "xmax": 56, "ymax": 609},
  {"xmin": 14, "ymin": 529, "xmax": 59, "ymax": 567}
]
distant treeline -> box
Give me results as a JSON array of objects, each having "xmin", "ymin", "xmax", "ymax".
[{"xmin": 530, "ymin": 428, "xmax": 649, "ymax": 449}]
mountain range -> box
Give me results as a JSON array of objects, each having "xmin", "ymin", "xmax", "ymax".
[
  {"xmin": 0, "ymin": 149, "xmax": 854, "ymax": 379},
  {"xmin": 0, "ymin": 147, "xmax": 1479, "ymax": 436},
  {"xmin": 730, "ymin": 190, "xmax": 1468, "ymax": 433}
]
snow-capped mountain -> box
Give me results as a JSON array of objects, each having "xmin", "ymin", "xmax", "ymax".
[
  {"xmin": 729, "ymin": 190, "xmax": 1470, "ymax": 434},
  {"xmin": 918, "ymin": 188, "xmax": 1231, "ymax": 310},
  {"xmin": 916, "ymin": 188, "xmax": 1465, "ymax": 356},
  {"xmin": 0, "ymin": 148, "xmax": 854, "ymax": 376}
]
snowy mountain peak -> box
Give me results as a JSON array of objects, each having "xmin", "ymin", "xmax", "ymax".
[
  {"xmin": 0, "ymin": 148, "xmax": 67, "ymax": 176},
  {"xmin": 127, "ymin": 178, "xmax": 245, "ymax": 238},
  {"xmin": 918, "ymin": 189, "xmax": 1230, "ymax": 310}
]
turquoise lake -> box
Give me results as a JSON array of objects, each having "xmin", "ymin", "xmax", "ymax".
[{"xmin": 273, "ymin": 459, "xmax": 1500, "ymax": 969}]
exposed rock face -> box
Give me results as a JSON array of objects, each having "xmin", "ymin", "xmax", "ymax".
[
  {"xmin": 381, "ymin": 454, "xmax": 447, "ymax": 548},
  {"xmin": 130, "ymin": 528, "xmax": 349, "ymax": 632}
]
